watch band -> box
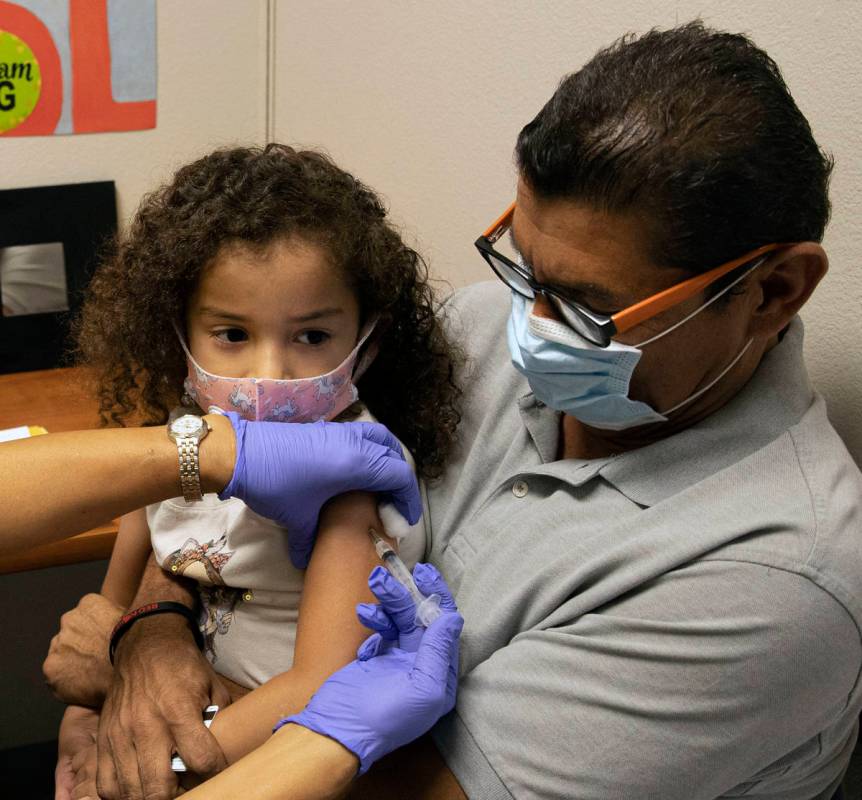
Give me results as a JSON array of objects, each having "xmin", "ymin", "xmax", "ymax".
[{"xmin": 176, "ymin": 435, "xmax": 204, "ymax": 502}]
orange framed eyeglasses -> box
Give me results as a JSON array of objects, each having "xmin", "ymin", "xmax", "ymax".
[{"xmin": 475, "ymin": 201, "xmax": 787, "ymax": 347}]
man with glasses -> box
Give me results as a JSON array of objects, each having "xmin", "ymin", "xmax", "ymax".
[
  {"xmin": 48, "ymin": 21, "xmax": 860, "ymax": 800},
  {"xmin": 394, "ymin": 21, "xmax": 860, "ymax": 800}
]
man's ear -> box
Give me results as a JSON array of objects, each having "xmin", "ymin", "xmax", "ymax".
[{"xmin": 748, "ymin": 243, "xmax": 828, "ymax": 339}]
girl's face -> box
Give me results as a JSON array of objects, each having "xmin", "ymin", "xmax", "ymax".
[{"xmin": 186, "ymin": 237, "xmax": 361, "ymax": 379}]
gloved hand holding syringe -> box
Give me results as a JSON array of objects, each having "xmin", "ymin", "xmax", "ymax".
[{"xmin": 368, "ymin": 528, "xmax": 442, "ymax": 626}]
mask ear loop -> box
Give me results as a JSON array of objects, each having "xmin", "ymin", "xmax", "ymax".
[
  {"xmin": 659, "ymin": 338, "xmax": 753, "ymax": 416},
  {"xmin": 634, "ymin": 257, "xmax": 766, "ymax": 348},
  {"xmin": 170, "ymin": 321, "xmax": 204, "ymax": 409},
  {"xmin": 352, "ymin": 316, "xmax": 382, "ymax": 381}
]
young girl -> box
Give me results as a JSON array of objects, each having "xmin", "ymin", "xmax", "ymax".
[{"xmin": 71, "ymin": 144, "xmax": 461, "ymax": 768}]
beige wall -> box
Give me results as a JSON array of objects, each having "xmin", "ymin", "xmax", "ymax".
[
  {"xmin": 1, "ymin": 0, "xmax": 268, "ymax": 224},
  {"xmin": 274, "ymin": 0, "xmax": 862, "ymax": 465},
  {"xmin": 1, "ymin": 1, "xmax": 859, "ymax": 463}
]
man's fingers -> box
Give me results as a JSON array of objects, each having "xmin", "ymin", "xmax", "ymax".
[
  {"xmin": 55, "ymin": 754, "xmax": 75, "ymax": 800},
  {"xmin": 211, "ymin": 676, "xmax": 232, "ymax": 710},
  {"xmin": 413, "ymin": 563, "xmax": 458, "ymax": 612},
  {"xmin": 169, "ymin": 720, "xmax": 227, "ymax": 780},
  {"xmin": 95, "ymin": 727, "xmax": 125, "ymax": 800},
  {"xmin": 412, "ymin": 613, "xmax": 464, "ymax": 686},
  {"xmin": 108, "ymin": 734, "xmax": 146, "ymax": 800},
  {"xmin": 70, "ymin": 744, "xmax": 99, "ymax": 800},
  {"xmin": 134, "ymin": 738, "xmax": 178, "ymax": 800}
]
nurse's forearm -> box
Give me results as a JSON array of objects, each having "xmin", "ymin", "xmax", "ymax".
[
  {"xmin": 0, "ymin": 413, "xmax": 234, "ymax": 554},
  {"xmin": 183, "ymin": 723, "xmax": 358, "ymax": 800},
  {"xmin": 208, "ymin": 666, "xmax": 329, "ymax": 765}
]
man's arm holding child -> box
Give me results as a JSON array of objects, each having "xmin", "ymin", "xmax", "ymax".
[
  {"xmin": 95, "ymin": 550, "xmax": 231, "ymax": 799},
  {"xmin": 47, "ymin": 509, "xmax": 179, "ymax": 800},
  {"xmin": 48, "ymin": 508, "xmax": 245, "ymax": 800},
  {"xmin": 43, "ymin": 510, "xmax": 151, "ymax": 706}
]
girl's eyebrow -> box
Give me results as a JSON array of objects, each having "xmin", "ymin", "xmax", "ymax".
[
  {"xmin": 197, "ymin": 306, "xmax": 344, "ymax": 323},
  {"xmin": 287, "ymin": 307, "xmax": 344, "ymax": 323},
  {"xmin": 197, "ymin": 306, "xmax": 248, "ymax": 322}
]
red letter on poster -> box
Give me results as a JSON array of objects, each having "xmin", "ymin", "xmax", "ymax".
[{"xmin": 69, "ymin": 0, "xmax": 155, "ymax": 133}]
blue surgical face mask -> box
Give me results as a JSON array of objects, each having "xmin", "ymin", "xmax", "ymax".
[{"xmin": 506, "ymin": 261, "xmax": 759, "ymax": 431}]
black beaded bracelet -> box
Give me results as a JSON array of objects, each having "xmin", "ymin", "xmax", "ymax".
[{"xmin": 109, "ymin": 601, "xmax": 205, "ymax": 664}]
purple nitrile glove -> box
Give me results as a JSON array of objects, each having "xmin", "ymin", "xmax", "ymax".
[
  {"xmin": 218, "ymin": 412, "xmax": 422, "ymax": 569},
  {"xmin": 276, "ymin": 563, "xmax": 463, "ymax": 775},
  {"xmin": 356, "ymin": 563, "xmax": 458, "ymax": 652}
]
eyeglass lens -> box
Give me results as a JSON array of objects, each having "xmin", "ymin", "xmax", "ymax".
[{"xmin": 484, "ymin": 251, "xmax": 534, "ymax": 298}]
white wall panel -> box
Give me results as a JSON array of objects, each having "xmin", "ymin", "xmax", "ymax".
[{"xmin": 274, "ymin": 1, "xmax": 862, "ymax": 462}]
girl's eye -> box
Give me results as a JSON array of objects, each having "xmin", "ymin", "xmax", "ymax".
[
  {"xmin": 297, "ymin": 330, "xmax": 331, "ymax": 346},
  {"xmin": 213, "ymin": 328, "xmax": 248, "ymax": 344}
]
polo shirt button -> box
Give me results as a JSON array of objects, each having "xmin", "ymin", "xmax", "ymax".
[{"xmin": 512, "ymin": 480, "xmax": 529, "ymax": 498}]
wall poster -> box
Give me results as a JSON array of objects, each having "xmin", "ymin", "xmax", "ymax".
[{"xmin": 0, "ymin": 0, "xmax": 156, "ymax": 136}]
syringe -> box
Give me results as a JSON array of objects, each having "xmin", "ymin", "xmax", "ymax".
[{"xmin": 368, "ymin": 527, "xmax": 442, "ymax": 627}]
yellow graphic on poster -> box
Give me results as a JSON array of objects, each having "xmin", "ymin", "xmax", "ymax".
[{"xmin": 0, "ymin": 29, "xmax": 41, "ymax": 133}]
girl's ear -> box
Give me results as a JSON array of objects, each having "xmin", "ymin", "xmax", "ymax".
[{"xmin": 747, "ymin": 242, "xmax": 828, "ymax": 340}]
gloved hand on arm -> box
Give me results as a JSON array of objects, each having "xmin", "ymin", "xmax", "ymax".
[
  {"xmin": 219, "ymin": 412, "xmax": 422, "ymax": 568},
  {"xmin": 280, "ymin": 562, "xmax": 463, "ymax": 774}
]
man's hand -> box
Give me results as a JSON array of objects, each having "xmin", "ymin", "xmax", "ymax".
[
  {"xmin": 43, "ymin": 593, "xmax": 123, "ymax": 707},
  {"xmin": 55, "ymin": 705, "xmax": 100, "ymax": 800},
  {"xmin": 219, "ymin": 414, "xmax": 422, "ymax": 568},
  {"xmin": 95, "ymin": 615, "xmax": 230, "ymax": 800},
  {"xmin": 70, "ymin": 743, "xmax": 99, "ymax": 800}
]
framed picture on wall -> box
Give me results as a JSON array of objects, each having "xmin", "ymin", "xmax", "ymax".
[{"xmin": 0, "ymin": 181, "xmax": 117, "ymax": 374}]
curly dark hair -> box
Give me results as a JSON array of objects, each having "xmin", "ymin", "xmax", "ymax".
[{"xmin": 74, "ymin": 144, "xmax": 462, "ymax": 479}]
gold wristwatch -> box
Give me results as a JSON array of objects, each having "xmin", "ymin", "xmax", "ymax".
[{"xmin": 167, "ymin": 410, "xmax": 211, "ymax": 502}]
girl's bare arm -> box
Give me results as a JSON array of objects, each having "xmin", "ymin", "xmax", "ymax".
[
  {"xmin": 101, "ymin": 508, "xmax": 153, "ymax": 606},
  {"xmin": 207, "ymin": 491, "xmax": 393, "ymax": 764}
]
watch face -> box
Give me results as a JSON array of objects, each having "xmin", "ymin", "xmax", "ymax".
[{"xmin": 173, "ymin": 415, "xmax": 203, "ymax": 436}]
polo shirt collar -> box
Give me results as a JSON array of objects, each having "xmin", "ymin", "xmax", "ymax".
[{"xmin": 518, "ymin": 318, "xmax": 814, "ymax": 507}]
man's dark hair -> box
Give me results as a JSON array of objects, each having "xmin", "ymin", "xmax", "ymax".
[{"xmin": 516, "ymin": 21, "xmax": 833, "ymax": 274}]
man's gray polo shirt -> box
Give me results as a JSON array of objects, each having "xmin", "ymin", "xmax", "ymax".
[{"xmin": 426, "ymin": 281, "xmax": 862, "ymax": 800}]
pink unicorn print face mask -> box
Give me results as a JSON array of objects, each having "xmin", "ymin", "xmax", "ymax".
[{"xmin": 179, "ymin": 320, "xmax": 378, "ymax": 423}]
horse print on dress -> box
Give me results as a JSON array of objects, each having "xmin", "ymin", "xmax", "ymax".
[
  {"xmin": 165, "ymin": 533, "xmax": 245, "ymax": 662},
  {"xmin": 166, "ymin": 533, "xmax": 234, "ymax": 585},
  {"xmin": 197, "ymin": 583, "xmax": 243, "ymax": 662}
]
